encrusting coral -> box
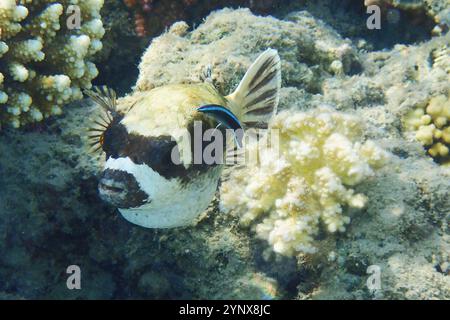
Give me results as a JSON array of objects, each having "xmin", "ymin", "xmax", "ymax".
[
  {"xmin": 220, "ymin": 107, "xmax": 390, "ymax": 256},
  {"xmin": 0, "ymin": 0, "xmax": 105, "ymax": 129},
  {"xmin": 404, "ymin": 93, "xmax": 450, "ymax": 163}
]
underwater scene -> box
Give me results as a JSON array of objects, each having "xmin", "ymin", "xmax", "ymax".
[{"xmin": 0, "ymin": 0, "xmax": 449, "ymax": 300}]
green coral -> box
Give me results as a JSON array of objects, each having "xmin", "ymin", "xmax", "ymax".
[{"xmin": 0, "ymin": 0, "xmax": 104, "ymax": 128}]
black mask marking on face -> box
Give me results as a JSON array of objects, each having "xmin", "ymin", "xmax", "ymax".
[
  {"xmin": 99, "ymin": 169, "xmax": 149, "ymax": 209},
  {"xmin": 101, "ymin": 117, "xmax": 127, "ymax": 158},
  {"xmin": 101, "ymin": 121, "xmax": 223, "ymax": 183}
]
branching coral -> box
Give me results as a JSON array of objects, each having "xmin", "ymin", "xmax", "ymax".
[
  {"xmin": 220, "ymin": 107, "xmax": 390, "ymax": 256},
  {"xmin": 0, "ymin": 0, "xmax": 105, "ymax": 129},
  {"xmin": 404, "ymin": 93, "xmax": 450, "ymax": 163}
]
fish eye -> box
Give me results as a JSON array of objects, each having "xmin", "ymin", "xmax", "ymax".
[
  {"xmin": 88, "ymin": 126, "xmax": 108, "ymax": 153},
  {"xmin": 137, "ymin": 136, "xmax": 185, "ymax": 173},
  {"xmin": 154, "ymin": 137, "xmax": 179, "ymax": 162},
  {"xmin": 88, "ymin": 118, "xmax": 127, "ymax": 158},
  {"xmin": 103, "ymin": 123, "xmax": 129, "ymax": 157}
]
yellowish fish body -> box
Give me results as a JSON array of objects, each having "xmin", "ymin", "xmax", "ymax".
[{"xmin": 122, "ymin": 83, "xmax": 228, "ymax": 140}]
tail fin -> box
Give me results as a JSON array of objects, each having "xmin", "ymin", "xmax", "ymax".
[{"xmin": 226, "ymin": 49, "xmax": 281, "ymax": 129}]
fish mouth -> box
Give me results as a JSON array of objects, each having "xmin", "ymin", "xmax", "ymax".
[
  {"xmin": 99, "ymin": 178, "xmax": 125, "ymax": 195},
  {"xmin": 98, "ymin": 168, "xmax": 150, "ymax": 209}
]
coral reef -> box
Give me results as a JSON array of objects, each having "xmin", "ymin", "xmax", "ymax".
[
  {"xmin": 322, "ymin": 30, "xmax": 450, "ymax": 164},
  {"xmin": 92, "ymin": 0, "xmax": 146, "ymax": 93},
  {"xmin": 404, "ymin": 93, "xmax": 450, "ymax": 163},
  {"xmin": 363, "ymin": 0, "xmax": 450, "ymax": 34},
  {"xmin": 133, "ymin": 8, "xmax": 360, "ymax": 96},
  {"xmin": 285, "ymin": 0, "xmax": 440, "ymax": 51},
  {"xmin": 122, "ymin": 0, "xmax": 277, "ymax": 37},
  {"xmin": 0, "ymin": 0, "xmax": 105, "ymax": 128},
  {"xmin": 220, "ymin": 108, "xmax": 390, "ymax": 256},
  {"xmin": 86, "ymin": 6, "xmax": 450, "ymax": 299},
  {"xmin": 0, "ymin": 5, "xmax": 449, "ymax": 300}
]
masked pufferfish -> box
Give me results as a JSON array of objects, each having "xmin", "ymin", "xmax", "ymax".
[{"xmin": 86, "ymin": 49, "xmax": 281, "ymax": 228}]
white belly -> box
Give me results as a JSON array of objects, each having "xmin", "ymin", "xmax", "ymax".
[
  {"xmin": 104, "ymin": 156, "xmax": 222, "ymax": 228},
  {"xmin": 119, "ymin": 170, "xmax": 220, "ymax": 228}
]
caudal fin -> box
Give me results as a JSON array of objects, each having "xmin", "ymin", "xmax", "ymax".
[{"xmin": 226, "ymin": 49, "xmax": 281, "ymax": 129}]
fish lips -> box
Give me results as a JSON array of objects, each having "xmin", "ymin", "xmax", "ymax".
[{"xmin": 98, "ymin": 168, "xmax": 149, "ymax": 209}]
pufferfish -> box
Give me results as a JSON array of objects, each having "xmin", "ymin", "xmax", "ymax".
[{"xmin": 86, "ymin": 49, "xmax": 281, "ymax": 228}]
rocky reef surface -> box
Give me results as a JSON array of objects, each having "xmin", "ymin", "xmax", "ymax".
[{"xmin": 0, "ymin": 3, "xmax": 449, "ymax": 299}]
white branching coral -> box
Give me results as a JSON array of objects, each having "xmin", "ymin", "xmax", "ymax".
[
  {"xmin": 220, "ymin": 107, "xmax": 390, "ymax": 256},
  {"xmin": 0, "ymin": 0, "xmax": 104, "ymax": 129}
]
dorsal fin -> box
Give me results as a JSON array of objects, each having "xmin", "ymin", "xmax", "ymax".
[{"xmin": 226, "ymin": 49, "xmax": 281, "ymax": 129}]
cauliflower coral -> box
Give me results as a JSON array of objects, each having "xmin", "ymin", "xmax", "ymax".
[
  {"xmin": 404, "ymin": 93, "xmax": 450, "ymax": 163},
  {"xmin": 220, "ymin": 107, "xmax": 390, "ymax": 256}
]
